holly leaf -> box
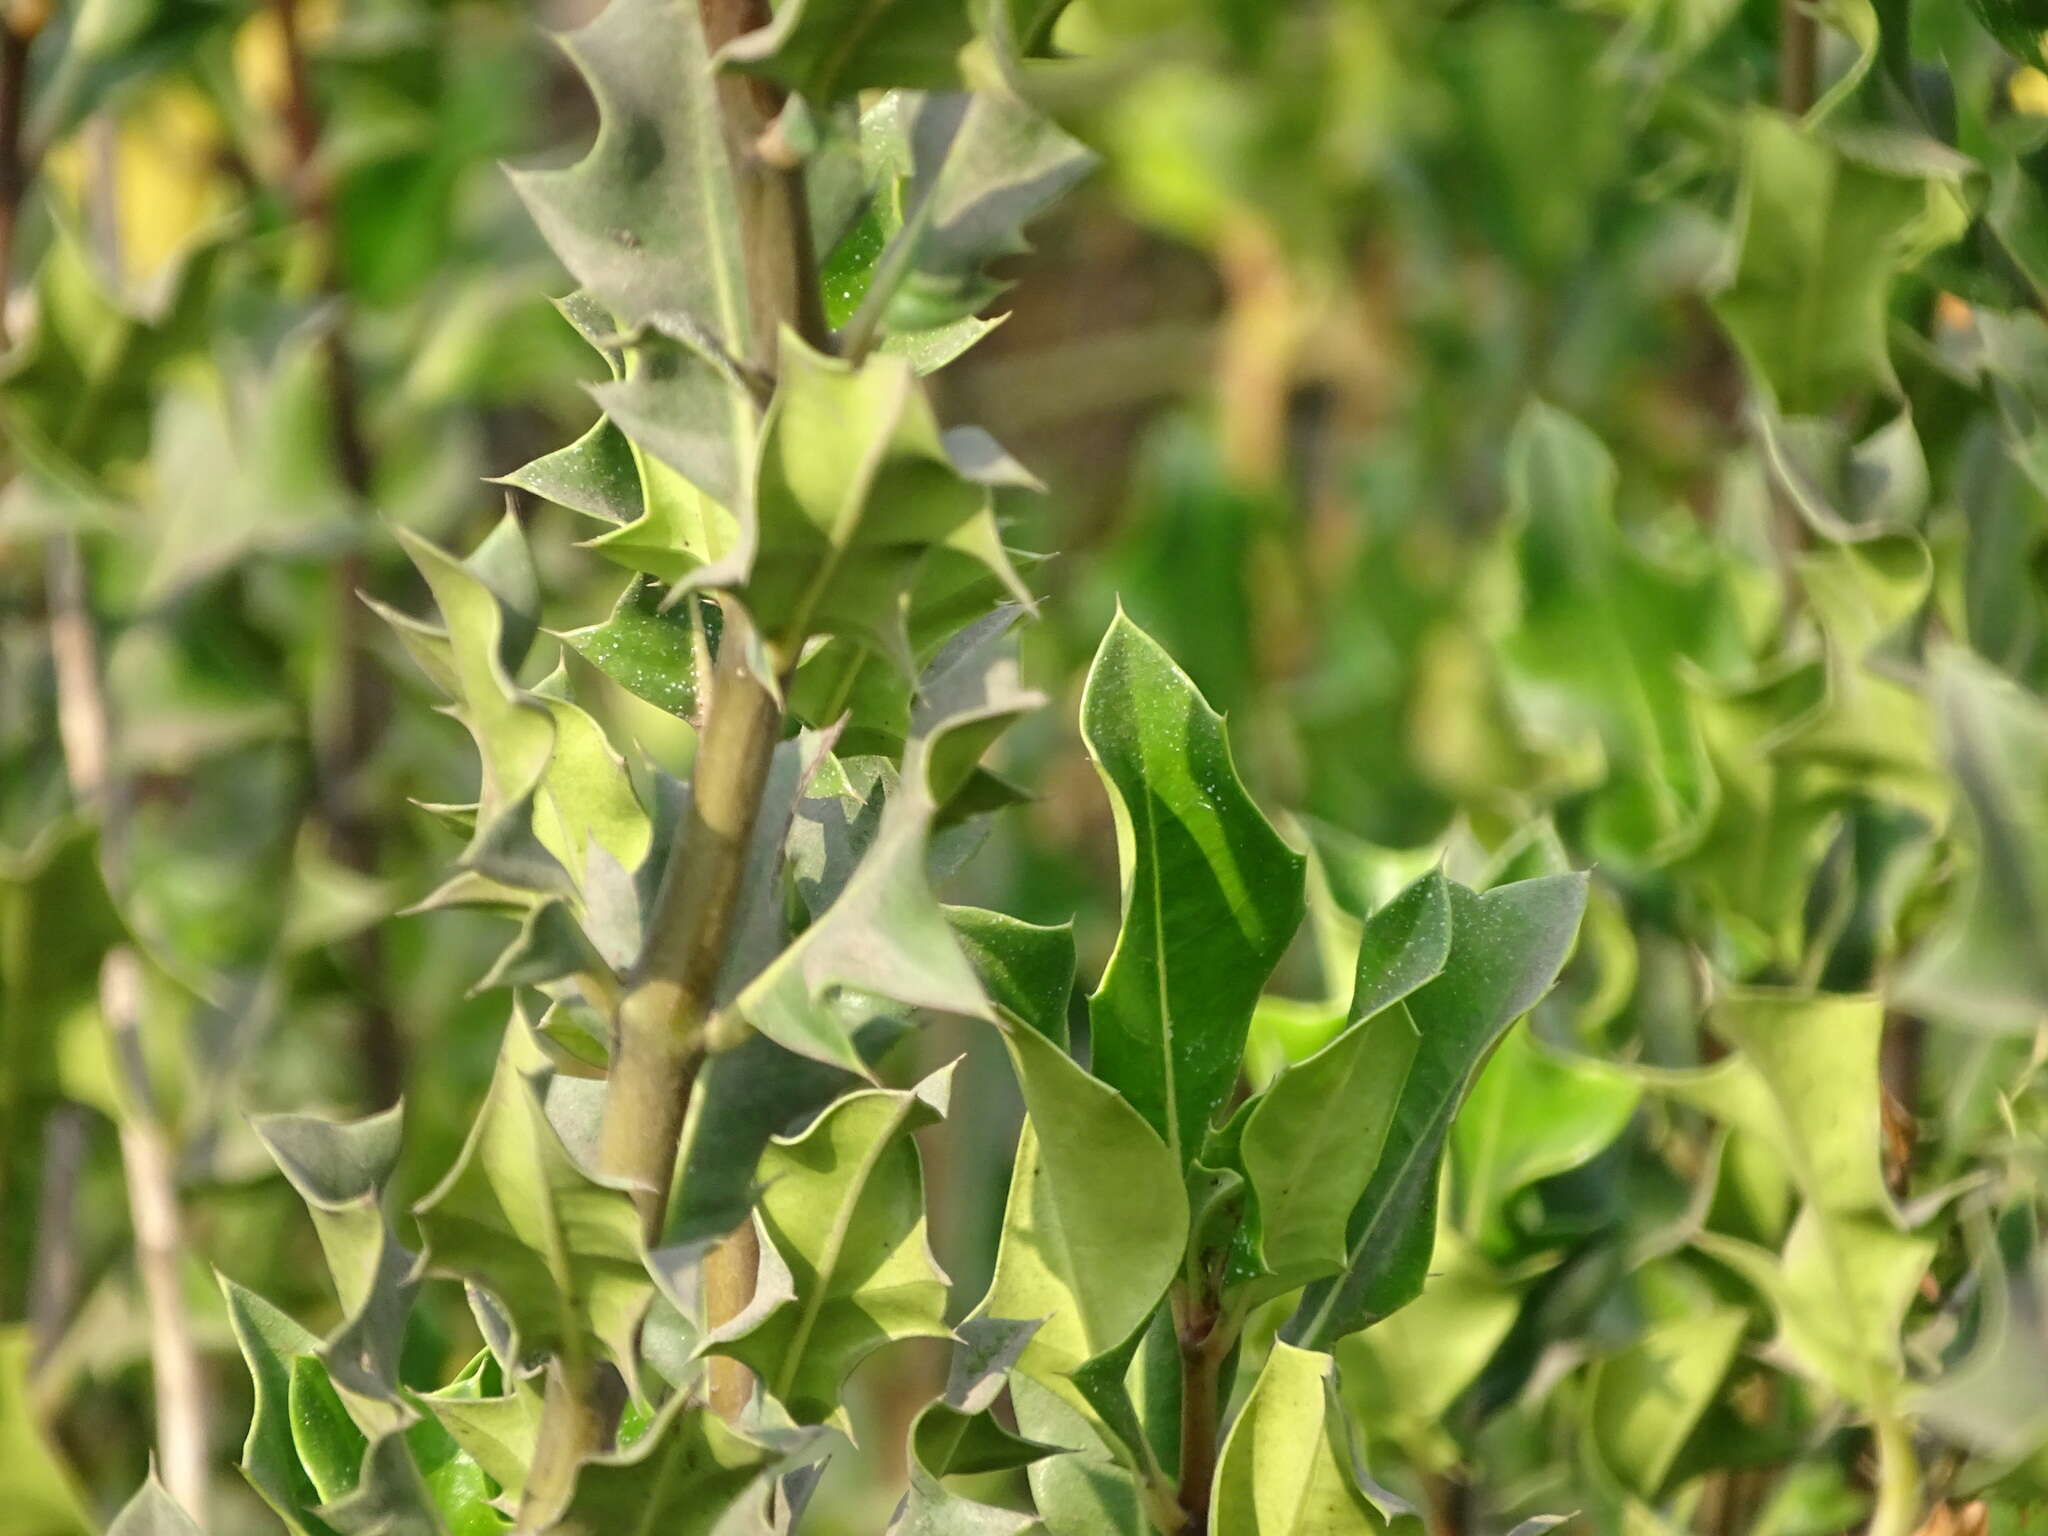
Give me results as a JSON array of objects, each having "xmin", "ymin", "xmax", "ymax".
[
  {"xmin": 705, "ymin": 1068, "xmax": 955, "ymax": 1426},
  {"xmin": 1899, "ymin": 648, "xmax": 2048, "ymax": 1031},
  {"xmin": 1083, "ymin": 609, "xmax": 1307, "ymax": 1171},
  {"xmin": 701, "ymin": 331, "xmax": 1030, "ymax": 672},
  {"xmin": 1711, "ymin": 111, "xmax": 1966, "ymax": 414},
  {"xmin": 720, "ymin": 0, "xmax": 976, "ymax": 104}
]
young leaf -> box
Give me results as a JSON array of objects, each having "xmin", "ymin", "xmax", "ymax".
[
  {"xmin": 1287, "ymin": 874, "xmax": 1589, "ymax": 1348},
  {"xmin": 704, "ymin": 1069, "xmax": 955, "ymax": 1426},
  {"xmin": 1210, "ymin": 1340, "xmax": 1387, "ymax": 1534},
  {"xmin": 1083, "ymin": 609, "xmax": 1307, "ymax": 1170},
  {"xmin": 1239, "ymin": 869, "xmax": 1451, "ymax": 1283}
]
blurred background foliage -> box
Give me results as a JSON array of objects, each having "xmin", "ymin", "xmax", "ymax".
[{"xmin": 4, "ymin": 0, "xmax": 2048, "ymax": 1531}]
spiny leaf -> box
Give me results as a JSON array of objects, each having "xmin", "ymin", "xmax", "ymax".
[
  {"xmin": 719, "ymin": 0, "xmax": 975, "ymax": 105},
  {"xmin": 562, "ymin": 579, "xmax": 718, "ymax": 721},
  {"xmin": 510, "ymin": 0, "xmax": 750, "ymax": 355},
  {"xmin": 877, "ymin": 90, "xmax": 1095, "ymax": 334},
  {"xmin": 1711, "ymin": 111, "xmax": 1966, "ymax": 414},
  {"xmin": 1899, "ymin": 648, "xmax": 2048, "ymax": 1030},
  {"xmin": 1083, "ymin": 608, "xmax": 1307, "ymax": 1170},
  {"xmin": 220, "ymin": 1277, "xmax": 342, "ymax": 1536},
  {"xmin": 705, "ymin": 1068, "xmax": 955, "ymax": 1426},
  {"xmin": 718, "ymin": 628, "xmax": 1038, "ymax": 1069}
]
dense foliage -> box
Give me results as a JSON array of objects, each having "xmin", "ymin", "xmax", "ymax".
[{"xmin": 4, "ymin": 0, "xmax": 2048, "ymax": 1533}]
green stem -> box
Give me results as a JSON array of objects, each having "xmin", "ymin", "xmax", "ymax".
[
  {"xmin": 518, "ymin": 1357, "xmax": 620, "ymax": 1528},
  {"xmin": 1869, "ymin": 1415, "xmax": 1922, "ymax": 1536}
]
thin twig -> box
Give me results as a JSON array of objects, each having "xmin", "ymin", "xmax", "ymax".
[
  {"xmin": 103, "ymin": 947, "xmax": 213, "ymax": 1523},
  {"xmin": 48, "ymin": 538, "xmax": 212, "ymax": 1521}
]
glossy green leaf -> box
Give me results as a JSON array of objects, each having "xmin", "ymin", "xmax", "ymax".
[
  {"xmin": 561, "ymin": 578, "xmax": 716, "ymax": 721},
  {"xmin": 1084, "ymin": 609, "xmax": 1307, "ymax": 1170},
  {"xmin": 947, "ymin": 905, "xmax": 1076, "ymax": 1046}
]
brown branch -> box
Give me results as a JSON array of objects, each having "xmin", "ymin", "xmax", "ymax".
[
  {"xmin": 1173, "ymin": 1283, "xmax": 1230, "ymax": 1533},
  {"xmin": 1779, "ymin": 0, "xmax": 1818, "ymax": 116}
]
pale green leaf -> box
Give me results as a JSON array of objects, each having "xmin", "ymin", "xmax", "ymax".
[
  {"xmin": 106, "ymin": 1475, "xmax": 204, "ymax": 1536},
  {"xmin": 1211, "ymin": 1340, "xmax": 1386, "ymax": 1535},
  {"xmin": 706, "ymin": 1069, "xmax": 954, "ymax": 1425}
]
